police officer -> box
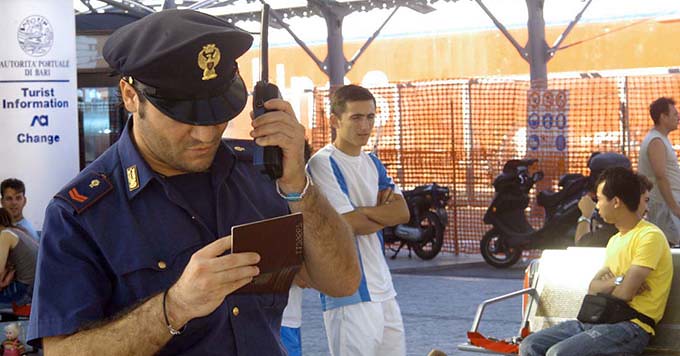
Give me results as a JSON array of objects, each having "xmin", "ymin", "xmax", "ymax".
[{"xmin": 27, "ymin": 10, "xmax": 360, "ymax": 355}]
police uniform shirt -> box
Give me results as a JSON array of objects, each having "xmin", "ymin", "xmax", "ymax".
[{"xmin": 27, "ymin": 119, "xmax": 290, "ymax": 355}]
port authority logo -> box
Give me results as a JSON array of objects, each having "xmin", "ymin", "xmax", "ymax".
[{"xmin": 17, "ymin": 15, "xmax": 54, "ymax": 57}]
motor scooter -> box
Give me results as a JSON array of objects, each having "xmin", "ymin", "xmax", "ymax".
[
  {"xmin": 481, "ymin": 153, "xmax": 630, "ymax": 268},
  {"xmin": 383, "ymin": 183, "xmax": 451, "ymax": 260}
]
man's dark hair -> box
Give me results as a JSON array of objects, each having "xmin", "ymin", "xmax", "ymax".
[
  {"xmin": 595, "ymin": 167, "xmax": 641, "ymax": 213},
  {"xmin": 330, "ymin": 84, "xmax": 376, "ymax": 117},
  {"xmin": 639, "ymin": 174, "xmax": 653, "ymax": 193},
  {"xmin": 649, "ymin": 97, "xmax": 675, "ymax": 125},
  {"xmin": 1, "ymin": 178, "xmax": 25, "ymax": 198}
]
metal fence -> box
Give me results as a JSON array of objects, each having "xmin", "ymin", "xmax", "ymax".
[{"xmin": 310, "ymin": 74, "xmax": 680, "ymax": 254}]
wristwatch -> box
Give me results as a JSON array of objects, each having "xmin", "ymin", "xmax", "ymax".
[
  {"xmin": 577, "ymin": 216, "xmax": 592, "ymax": 224},
  {"xmin": 614, "ymin": 275, "xmax": 624, "ymax": 286}
]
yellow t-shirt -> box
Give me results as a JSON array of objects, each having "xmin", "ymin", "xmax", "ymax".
[{"xmin": 605, "ymin": 219, "xmax": 673, "ymax": 334}]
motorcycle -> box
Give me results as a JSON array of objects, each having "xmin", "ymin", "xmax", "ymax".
[
  {"xmin": 481, "ymin": 153, "xmax": 630, "ymax": 268},
  {"xmin": 383, "ymin": 182, "xmax": 451, "ymax": 260}
]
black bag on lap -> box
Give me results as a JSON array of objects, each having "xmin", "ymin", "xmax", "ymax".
[{"xmin": 577, "ymin": 293, "xmax": 655, "ymax": 330}]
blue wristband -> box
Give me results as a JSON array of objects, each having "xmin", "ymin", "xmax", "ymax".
[{"xmin": 276, "ymin": 174, "xmax": 312, "ymax": 202}]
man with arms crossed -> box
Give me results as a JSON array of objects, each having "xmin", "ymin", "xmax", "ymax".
[
  {"xmin": 520, "ymin": 167, "xmax": 673, "ymax": 356},
  {"xmin": 308, "ymin": 85, "xmax": 410, "ymax": 356},
  {"xmin": 638, "ymin": 97, "xmax": 680, "ymax": 246},
  {"xmin": 27, "ymin": 10, "xmax": 360, "ymax": 356}
]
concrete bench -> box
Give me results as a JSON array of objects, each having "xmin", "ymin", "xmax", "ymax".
[{"xmin": 458, "ymin": 248, "xmax": 680, "ymax": 355}]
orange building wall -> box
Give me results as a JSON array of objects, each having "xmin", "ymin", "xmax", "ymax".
[{"xmin": 226, "ymin": 18, "xmax": 680, "ymax": 138}]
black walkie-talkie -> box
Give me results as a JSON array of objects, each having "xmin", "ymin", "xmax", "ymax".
[{"xmin": 253, "ymin": 3, "xmax": 283, "ymax": 180}]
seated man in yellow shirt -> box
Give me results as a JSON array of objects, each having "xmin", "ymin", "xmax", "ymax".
[{"xmin": 520, "ymin": 167, "xmax": 673, "ymax": 356}]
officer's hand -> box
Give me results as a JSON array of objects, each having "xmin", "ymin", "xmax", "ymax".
[
  {"xmin": 165, "ymin": 236, "xmax": 260, "ymax": 328},
  {"xmin": 250, "ymin": 99, "xmax": 307, "ymax": 194}
]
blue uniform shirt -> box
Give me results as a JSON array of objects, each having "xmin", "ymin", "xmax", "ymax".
[{"xmin": 28, "ymin": 119, "xmax": 290, "ymax": 355}]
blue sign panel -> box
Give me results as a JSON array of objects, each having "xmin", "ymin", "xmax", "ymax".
[
  {"xmin": 555, "ymin": 135, "xmax": 566, "ymax": 151},
  {"xmin": 528, "ymin": 112, "xmax": 540, "ymax": 129},
  {"xmin": 555, "ymin": 113, "xmax": 567, "ymax": 129},
  {"xmin": 542, "ymin": 113, "xmax": 553, "ymax": 129},
  {"xmin": 528, "ymin": 134, "xmax": 540, "ymax": 151}
]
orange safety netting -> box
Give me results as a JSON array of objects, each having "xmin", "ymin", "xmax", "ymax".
[{"xmin": 311, "ymin": 74, "xmax": 680, "ymax": 254}]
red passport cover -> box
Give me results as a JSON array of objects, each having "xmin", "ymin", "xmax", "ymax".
[{"xmin": 232, "ymin": 213, "xmax": 304, "ymax": 294}]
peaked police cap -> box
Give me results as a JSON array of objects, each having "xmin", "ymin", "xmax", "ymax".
[{"xmin": 103, "ymin": 9, "xmax": 253, "ymax": 125}]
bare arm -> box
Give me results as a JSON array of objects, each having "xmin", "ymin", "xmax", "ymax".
[
  {"xmin": 588, "ymin": 265, "xmax": 652, "ymax": 301},
  {"xmin": 252, "ymin": 99, "xmax": 360, "ymax": 298},
  {"xmin": 288, "ymin": 186, "xmax": 360, "ymax": 296},
  {"xmin": 574, "ymin": 196, "xmax": 596, "ymax": 243},
  {"xmin": 340, "ymin": 189, "xmax": 409, "ymax": 235},
  {"xmin": 342, "ymin": 210, "xmax": 386, "ymax": 235},
  {"xmin": 358, "ymin": 194, "xmax": 410, "ymax": 227},
  {"xmin": 574, "ymin": 220, "xmax": 590, "ymax": 243},
  {"xmin": 43, "ymin": 237, "xmax": 260, "ymax": 356},
  {"xmin": 44, "ymin": 293, "xmax": 171, "ymax": 356},
  {"xmin": 611, "ymin": 265, "xmax": 653, "ymax": 302},
  {"xmin": 0, "ymin": 231, "xmax": 14, "ymax": 276},
  {"xmin": 588, "ymin": 266, "xmax": 616, "ymax": 295},
  {"xmin": 648, "ymin": 138, "xmax": 680, "ymax": 216}
]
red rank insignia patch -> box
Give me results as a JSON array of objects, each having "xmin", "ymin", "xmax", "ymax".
[
  {"xmin": 68, "ymin": 188, "xmax": 88, "ymax": 203},
  {"xmin": 56, "ymin": 172, "xmax": 113, "ymax": 214}
]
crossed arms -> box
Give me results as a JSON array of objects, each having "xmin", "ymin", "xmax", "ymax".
[
  {"xmin": 588, "ymin": 265, "xmax": 652, "ymax": 301},
  {"xmin": 342, "ymin": 188, "xmax": 410, "ymax": 236}
]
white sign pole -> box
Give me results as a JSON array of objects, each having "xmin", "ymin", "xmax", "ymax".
[{"xmin": 0, "ymin": 0, "xmax": 79, "ymax": 231}]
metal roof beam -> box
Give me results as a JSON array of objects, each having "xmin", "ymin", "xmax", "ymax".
[
  {"xmin": 347, "ymin": 5, "xmax": 400, "ymax": 69},
  {"xmin": 403, "ymin": 1, "xmax": 436, "ymax": 14},
  {"xmin": 190, "ymin": 0, "xmax": 224, "ymax": 10},
  {"xmin": 549, "ymin": 0, "xmax": 593, "ymax": 56},
  {"xmin": 122, "ymin": 0, "xmax": 157, "ymax": 13},
  {"xmin": 96, "ymin": 0, "xmax": 154, "ymax": 16},
  {"xmin": 265, "ymin": 3, "xmax": 326, "ymax": 73},
  {"xmin": 79, "ymin": 0, "xmax": 97, "ymax": 13},
  {"xmin": 474, "ymin": 0, "xmax": 527, "ymax": 60},
  {"xmin": 163, "ymin": 0, "xmax": 177, "ymax": 9}
]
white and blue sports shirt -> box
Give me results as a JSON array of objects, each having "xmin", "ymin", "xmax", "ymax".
[{"xmin": 307, "ymin": 144, "xmax": 401, "ymax": 311}]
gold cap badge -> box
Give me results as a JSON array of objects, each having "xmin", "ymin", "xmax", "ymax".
[
  {"xmin": 126, "ymin": 165, "xmax": 140, "ymax": 191},
  {"xmin": 198, "ymin": 44, "xmax": 221, "ymax": 81}
]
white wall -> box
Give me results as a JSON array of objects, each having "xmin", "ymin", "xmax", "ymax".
[{"xmin": 0, "ymin": 0, "xmax": 79, "ymax": 231}]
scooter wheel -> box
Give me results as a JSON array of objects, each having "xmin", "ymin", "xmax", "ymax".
[
  {"xmin": 412, "ymin": 211, "xmax": 444, "ymax": 260},
  {"xmin": 480, "ymin": 229, "xmax": 522, "ymax": 268}
]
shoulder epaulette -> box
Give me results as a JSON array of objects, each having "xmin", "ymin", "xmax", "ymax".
[
  {"xmin": 55, "ymin": 172, "xmax": 114, "ymax": 214},
  {"xmin": 223, "ymin": 139, "xmax": 257, "ymax": 162}
]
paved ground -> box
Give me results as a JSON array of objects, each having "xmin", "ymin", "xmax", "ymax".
[
  {"xmin": 2, "ymin": 253, "xmax": 527, "ymax": 356},
  {"xmin": 300, "ymin": 253, "xmax": 530, "ymax": 356}
]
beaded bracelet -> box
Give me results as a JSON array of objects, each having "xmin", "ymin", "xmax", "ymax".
[{"xmin": 276, "ymin": 173, "xmax": 312, "ymax": 202}]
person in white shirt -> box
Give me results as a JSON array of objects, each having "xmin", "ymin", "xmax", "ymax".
[
  {"xmin": 1, "ymin": 179, "xmax": 39, "ymax": 242},
  {"xmin": 638, "ymin": 97, "xmax": 680, "ymax": 246},
  {"xmin": 307, "ymin": 84, "xmax": 410, "ymax": 356},
  {"xmin": 280, "ymin": 285, "xmax": 304, "ymax": 356}
]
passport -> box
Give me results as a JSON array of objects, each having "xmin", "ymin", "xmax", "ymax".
[{"xmin": 232, "ymin": 212, "xmax": 304, "ymax": 294}]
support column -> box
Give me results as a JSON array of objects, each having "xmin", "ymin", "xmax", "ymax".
[
  {"xmin": 526, "ymin": 0, "xmax": 549, "ymax": 89},
  {"xmin": 315, "ymin": 2, "xmax": 350, "ymax": 140},
  {"xmin": 318, "ymin": 5, "xmax": 348, "ymax": 89}
]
